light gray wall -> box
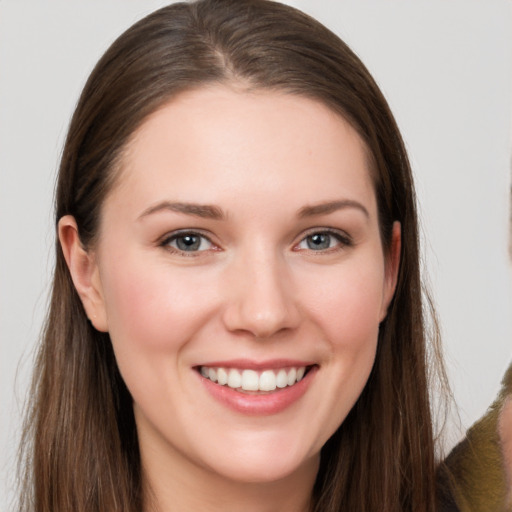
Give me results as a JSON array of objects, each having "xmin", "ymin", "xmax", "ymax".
[{"xmin": 1, "ymin": 1, "xmax": 511, "ymax": 508}]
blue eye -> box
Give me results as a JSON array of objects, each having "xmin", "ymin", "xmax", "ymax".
[
  {"xmin": 164, "ymin": 232, "xmax": 213, "ymax": 253},
  {"xmin": 297, "ymin": 231, "xmax": 349, "ymax": 251}
]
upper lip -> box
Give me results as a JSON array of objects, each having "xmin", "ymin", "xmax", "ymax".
[{"xmin": 196, "ymin": 359, "xmax": 316, "ymax": 370}]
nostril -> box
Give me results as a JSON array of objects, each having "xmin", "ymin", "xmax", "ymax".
[{"xmin": 222, "ymin": 299, "xmax": 299, "ymax": 339}]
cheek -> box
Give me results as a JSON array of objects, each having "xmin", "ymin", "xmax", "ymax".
[
  {"xmin": 292, "ymin": 262, "xmax": 384, "ymax": 452},
  {"xmin": 305, "ymin": 261, "xmax": 385, "ymax": 348},
  {"xmin": 98, "ymin": 258, "xmax": 224, "ymax": 415},
  {"xmin": 99, "ymin": 256, "xmax": 219, "ymax": 354}
]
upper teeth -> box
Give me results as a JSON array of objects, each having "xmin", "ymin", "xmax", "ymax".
[{"xmin": 200, "ymin": 366, "xmax": 306, "ymax": 391}]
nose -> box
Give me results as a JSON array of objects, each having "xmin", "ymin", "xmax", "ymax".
[{"xmin": 221, "ymin": 250, "xmax": 301, "ymax": 339}]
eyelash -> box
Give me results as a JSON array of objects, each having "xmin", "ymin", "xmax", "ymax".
[
  {"xmin": 160, "ymin": 230, "xmax": 216, "ymax": 256},
  {"xmin": 294, "ymin": 228, "xmax": 352, "ymax": 253},
  {"xmin": 159, "ymin": 228, "xmax": 352, "ymax": 256}
]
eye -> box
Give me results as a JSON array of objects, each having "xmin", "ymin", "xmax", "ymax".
[
  {"xmin": 162, "ymin": 231, "xmax": 213, "ymax": 253},
  {"xmin": 296, "ymin": 230, "xmax": 351, "ymax": 251}
]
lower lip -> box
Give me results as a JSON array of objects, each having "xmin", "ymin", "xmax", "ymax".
[{"xmin": 198, "ymin": 367, "xmax": 317, "ymax": 416}]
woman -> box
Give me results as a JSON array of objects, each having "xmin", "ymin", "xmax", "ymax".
[{"xmin": 18, "ymin": 0, "xmax": 445, "ymax": 510}]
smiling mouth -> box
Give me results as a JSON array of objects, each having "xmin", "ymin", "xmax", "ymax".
[{"xmin": 197, "ymin": 366, "xmax": 314, "ymax": 393}]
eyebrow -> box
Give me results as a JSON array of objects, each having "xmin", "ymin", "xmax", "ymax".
[
  {"xmin": 297, "ymin": 200, "xmax": 369, "ymax": 219},
  {"xmin": 138, "ymin": 201, "xmax": 225, "ymax": 221},
  {"xmin": 138, "ymin": 198, "xmax": 369, "ymax": 222}
]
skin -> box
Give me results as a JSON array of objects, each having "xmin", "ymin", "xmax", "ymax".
[{"xmin": 59, "ymin": 86, "xmax": 400, "ymax": 512}]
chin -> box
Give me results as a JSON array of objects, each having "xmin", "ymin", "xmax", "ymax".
[
  {"xmin": 211, "ymin": 455, "xmax": 317, "ymax": 485},
  {"xmin": 196, "ymin": 432, "xmax": 320, "ymax": 485}
]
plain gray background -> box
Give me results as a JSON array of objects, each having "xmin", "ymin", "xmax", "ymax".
[{"xmin": 1, "ymin": 1, "xmax": 511, "ymax": 508}]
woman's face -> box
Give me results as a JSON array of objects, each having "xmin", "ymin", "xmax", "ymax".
[{"xmin": 79, "ymin": 86, "xmax": 399, "ymax": 485}]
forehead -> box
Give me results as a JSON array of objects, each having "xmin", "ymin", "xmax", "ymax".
[{"xmin": 111, "ymin": 86, "xmax": 376, "ymax": 218}]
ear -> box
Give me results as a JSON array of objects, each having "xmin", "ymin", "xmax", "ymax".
[
  {"xmin": 379, "ymin": 221, "xmax": 401, "ymax": 322},
  {"xmin": 58, "ymin": 215, "xmax": 109, "ymax": 332}
]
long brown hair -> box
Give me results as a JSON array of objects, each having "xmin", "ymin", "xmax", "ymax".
[{"xmin": 19, "ymin": 1, "xmax": 445, "ymax": 510}]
